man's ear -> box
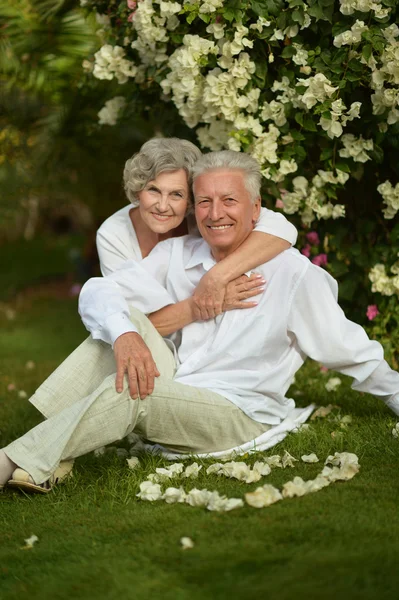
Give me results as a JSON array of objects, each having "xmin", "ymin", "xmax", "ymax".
[{"xmin": 252, "ymin": 197, "xmax": 261, "ymax": 223}]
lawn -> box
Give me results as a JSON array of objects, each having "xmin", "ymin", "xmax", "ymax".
[{"xmin": 1, "ymin": 240, "xmax": 399, "ymax": 600}]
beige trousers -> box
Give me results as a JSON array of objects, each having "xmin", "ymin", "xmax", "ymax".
[{"xmin": 5, "ymin": 309, "xmax": 270, "ymax": 484}]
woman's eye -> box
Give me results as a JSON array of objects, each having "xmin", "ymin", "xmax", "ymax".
[
  {"xmin": 148, "ymin": 187, "xmax": 159, "ymax": 192},
  {"xmin": 172, "ymin": 192, "xmax": 183, "ymax": 198}
]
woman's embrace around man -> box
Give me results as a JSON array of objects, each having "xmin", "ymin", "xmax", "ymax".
[{"xmin": 1, "ymin": 139, "xmax": 398, "ymax": 494}]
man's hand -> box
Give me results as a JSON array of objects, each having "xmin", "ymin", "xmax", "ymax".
[{"xmin": 113, "ymin": 332, "xmax": 160, "ymax": 399}]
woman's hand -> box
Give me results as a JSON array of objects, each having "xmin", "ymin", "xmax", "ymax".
[
  {"xmin": 223, "ymin": 273, "xmax": 266, "ymax": 311},
  {"xmin": 192, "ymin": 272, "xmax": 266, "ymax": 320},
  {"xmin": 192, "ymin": 270, "xmax": 227, "ymax": 320}
]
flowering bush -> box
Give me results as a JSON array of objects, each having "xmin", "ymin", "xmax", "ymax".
[{"xmin": 80, "ymin": 0, "xmax": 399, "ymax": 364}]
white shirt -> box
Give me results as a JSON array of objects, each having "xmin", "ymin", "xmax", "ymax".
[
  {"xmin": 96, "ymin": 205, "xmax": 298, "ymax": 276},
  {"xmin": 79, "ymin": 236, "xmax": 399, "ymax": 423}
]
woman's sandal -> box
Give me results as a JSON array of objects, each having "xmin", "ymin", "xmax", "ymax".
[{"xmin": 7, "ymin": 460, "xmax": 74, "ymax": 495}]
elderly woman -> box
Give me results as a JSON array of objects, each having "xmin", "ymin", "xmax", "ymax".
[
  {"xmin": 96, "ymin": 137, "xmax": 298, "ymax": 317},
  {"xmin": 0, "ymin": 138, "xmax": 298, "ymax": 493}
]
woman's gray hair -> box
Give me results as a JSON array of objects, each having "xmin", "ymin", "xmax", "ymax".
[
  {"xmin": 191, "ymin": 150, "xmax": 261, "ymax": 203},
  {"xmin": 123, "ymin": 137, "xmax": 202, "ymax": 204}
]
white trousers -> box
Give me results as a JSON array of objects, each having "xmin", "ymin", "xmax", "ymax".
[{"xmin": 5, "ymin": 309, "xmax": 270, "ymax": 484}]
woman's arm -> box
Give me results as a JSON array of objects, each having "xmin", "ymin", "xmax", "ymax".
[
  {"xmin": 192, "ymin": 208, "xmax": 297, "ymax": 319},
  {"xmin": 149, "ymin": 274, "xmax": 265, "ymax": 336}
]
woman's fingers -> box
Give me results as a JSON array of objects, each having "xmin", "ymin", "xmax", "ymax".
[
  {"xmin": 238, "ymin": 286, "xmax": 265, "ymax": 300},
  {"xmin": 234, "ymin": 300, "xmax": 259, "ymax": 309}
]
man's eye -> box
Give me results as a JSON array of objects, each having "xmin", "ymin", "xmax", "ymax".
[{"xmin": 225, "ymin": 198, "xmax": 236, "ymax": 203}]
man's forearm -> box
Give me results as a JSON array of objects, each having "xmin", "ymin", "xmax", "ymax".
[{"xmin": 148, "ymin": 298, "xmax": 197, "ymax": 336}]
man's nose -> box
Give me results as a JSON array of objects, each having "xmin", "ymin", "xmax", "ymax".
[{"xmin": 209, "ymin": 200, "xmax": 225, "ymax": 221}]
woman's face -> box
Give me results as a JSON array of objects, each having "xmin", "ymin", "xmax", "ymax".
[{"xmin": 137, "ymin": 169, "xmax": 189, "ymax": 233}]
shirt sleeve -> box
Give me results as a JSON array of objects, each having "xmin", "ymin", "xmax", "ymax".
[
  {"xmin": 79, "ymin": 240, "xmax": 175, "ymax": 346},
  {"xmin": 254, "ymin": 207, "xmax": 298, "ymax": 246},
  {"xmin": 96, "ymin": 228, "xmax": 134, "ymax": 277},
  {"xmin": 287, "ymin": 264, "xmax": 399, "ymax": 416}
]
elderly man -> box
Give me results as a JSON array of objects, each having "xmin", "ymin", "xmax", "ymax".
[{"xmin": 1, "ymin": 151, "xmax": 399, "ymax": 493}]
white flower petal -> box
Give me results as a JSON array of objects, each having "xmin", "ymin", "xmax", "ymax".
[
  {"xmin": 301, "ymin": 453, "xmax": 319, "ymax": 463},
  {"xmin": 282, "ymin": 451, "xmax": 298, "ymax": 468},
  {"xmin": 126, "ymin": 457, "xmax": 140, "ymax": 470},
  {"xmin": 180, "ymin": 536, "xmax": 194, "ymax": 549},
  {"xmin": 245, "ymin": 484, "xmax": 282, "ymax": 508},
  {"xmin": 22, "ymin": 535, "xmax": 39, "ymax": 549}
]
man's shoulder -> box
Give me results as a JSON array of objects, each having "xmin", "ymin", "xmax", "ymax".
[{"xmin": 259, "ymin": 247, "xmax": 310, "ymax": 279}]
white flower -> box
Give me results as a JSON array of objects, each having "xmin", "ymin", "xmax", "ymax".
[
  {"xmin": 206, "ymin": 22, "xmax": 225, "ymax": 40},
  {"xmin": 392, "ymin": 423, "xmax": 399, "ymax": 438},
  {"xmin": 282, "ymin": 451, "xmax": 298, "ymax": 468},
  {"xmin": 162, "ymin": 487, "xmax": 187, "ymax": 503},
  {"xmin": 325, "ymin": 377, "xmax": 342, "ymax": 392},
  {"xmin": 282, "ymin": 476, "xmax": 308, "ymax": 498},
  {"xmin": 94, "ymin": 447, "xmax": 106, "ymax": 457},
  {"xmin": 126, "ymin": 457, "xmax": 140, "ymax": 471},
  {"xmin": 136, "ymin": 481, "xmax": 163, "ymax": 501},
  {"xmin": 205, "ymin": 463, "xmax": 224, "ymax": 475},
  {"xmin": 159, "ymin": 1, "xmax": 182, "ymax": 18},
  {"xmin": 245, "ymin": 484, "xmax": 282, "ymax": 508},
  {"xmin": 311, "ymin": 404, "xmax": 336, "ymax": 419},
  {"xmin": 253, "ymin": 461, "xmax": 272, "ymax": 476},
  {"xmin": 292, "ymin": 44, "xmax": 309, "ymax": 66},
  {"xmin": 339, "ymin": 134, "xmax": 373, "ymax": 163},
  {"xmin": 98, "ymin": 96, "xmax": 126, "ymax": 126},
  {"xmin": 250, "ymin": 17, "xmax": 271, "ymax": 33},
  {"xmin": 183, "ymin": 462, "xmax": 202, "ymax": 478},
  {"xmin": 297, "ymin": 73, "xmax": 338, "ymax": 109},
  {"xmin": 185, "ymin": 488, "xmax": 213, "ymax": 507},
  {"xmin": 18, "ymin": 390, "xmax": 28, "ymax": 399},
  {"xmin": 278, "ymin": 159, "xmax": 298, "ymax": 176},
  {"xmin": 377, "ymin": 180, "xmax": 399, "ymax": 220},
  {"xmin": 323, "ymin": 452, "xmax": 360, "ymax": 480},
  {"xmin": 369, "ymin": 263, "xmax": 397, "ymax": 295},
  {"xmin": 199, "ymin": 0, "xmax": 223, "ymax": 14},
  {"xmin": 207, "ymin": 492, "xmax": 244, "ymax": 512},
  {"xmin": 93, "ymin": 45, "xmax": 137, "ymax": 84},
  {"xmin": 251, "ymin": 124, "xmax": 280, "ymax": 166},
  {"xmin": 333, "ymin": 21, "xmax": 368, "ymax": 48},
  {"xmin": 22, "ymin": 535, "xmax": 39, "ymax": 549},
  {"xmin": 264, "ymin": 455, "xmax": 283, "ymax": 468},
  {"xmin": 261, "ymin": 100, "xmax": 287, "ymax": 127},
  {"xmin": 301, "ymin": 453, "xmax": 319, "ymax": 463},
  {"xmin": 180, "ymin": 536, "xmax": 194, "ymax": 549}
]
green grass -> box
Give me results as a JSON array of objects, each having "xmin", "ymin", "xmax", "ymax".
[{"xmin": 1, "ymin": 280, "xmax": 399, "ymax": 599}]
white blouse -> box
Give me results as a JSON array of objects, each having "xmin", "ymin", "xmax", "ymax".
[{"xmin": 96, "ymin": 204, "xmax": 298, "ymax": 276}]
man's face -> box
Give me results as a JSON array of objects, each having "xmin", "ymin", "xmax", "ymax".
[{"xmin": 193, "ymin": 169, "xmax": 261, "ymax": 260}]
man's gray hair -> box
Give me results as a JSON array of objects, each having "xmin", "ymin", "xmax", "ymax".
[
  {"xmin": 191, "ymin": 150, "xmax": 261, "ymax": 203},
  {"xmin": 123, "ymin": 137, "xmax": 202, "ymax": 204}
]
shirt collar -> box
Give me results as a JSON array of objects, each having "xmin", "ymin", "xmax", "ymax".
[{"xmin": 186, "ymin": 240, "xmax": 216, "ymax": 272}]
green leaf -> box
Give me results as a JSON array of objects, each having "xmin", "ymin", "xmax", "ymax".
[
  {"xmin": 290, "ymin": 130, "xmax": 305, "ymax": 141},
  {"xmin": 292, "ymin": 9, "xmax": 305, "ymax": 24},
  {"xmin": 371, "ymin": 145, "xmax": 384, "ymax": 164},
  {"xmin": 198, "ymin": 12, "xmax": 211, "ymax": 23},
  {"xmin": 320, "ymin": 147, "xmax": 333, "ymax": 160},
  {"xmin": 276, "ymin": 12, "xmax": 287, "ymax": 29},
  {"xmin": 362, "ymin": 44, "xmax": 372, "ymax": 62},
  {"xmin": 281, "ymin": 45, "xmax": 296, "ymax": 58},
  {"xmin": 254, "ymin": 60, "xmax": 268, "ymax": 86},
  {"xmin": 295, "ymin": 112, "xmax": 304, "ymax": 126},
  {"xmin": 223, "ymin": 8, "xmax": 235, "ymax": 21},
  {"xmin": 251, "ymin": 0, "xmax": 269, "ymax": 17},
  {"xmin": 335, "ymin": 162, "xmax": 350, "ymax": 173},
  {"xmin": 186, "ymin": 12, "xmax": 197, "ymax": 24},
  {"xmin": 303, "ymin": 114, "xmax": 317, "ymax": 131}
]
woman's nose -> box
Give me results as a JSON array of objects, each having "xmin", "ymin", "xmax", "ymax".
[{"xmin": 157, "ymin": 195, "xmax": 170, "ymax": 212}]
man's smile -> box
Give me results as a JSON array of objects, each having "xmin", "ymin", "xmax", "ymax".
[{"xmin": 207, "ymin": 224, "xmax": 233, "ymax": 230}]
